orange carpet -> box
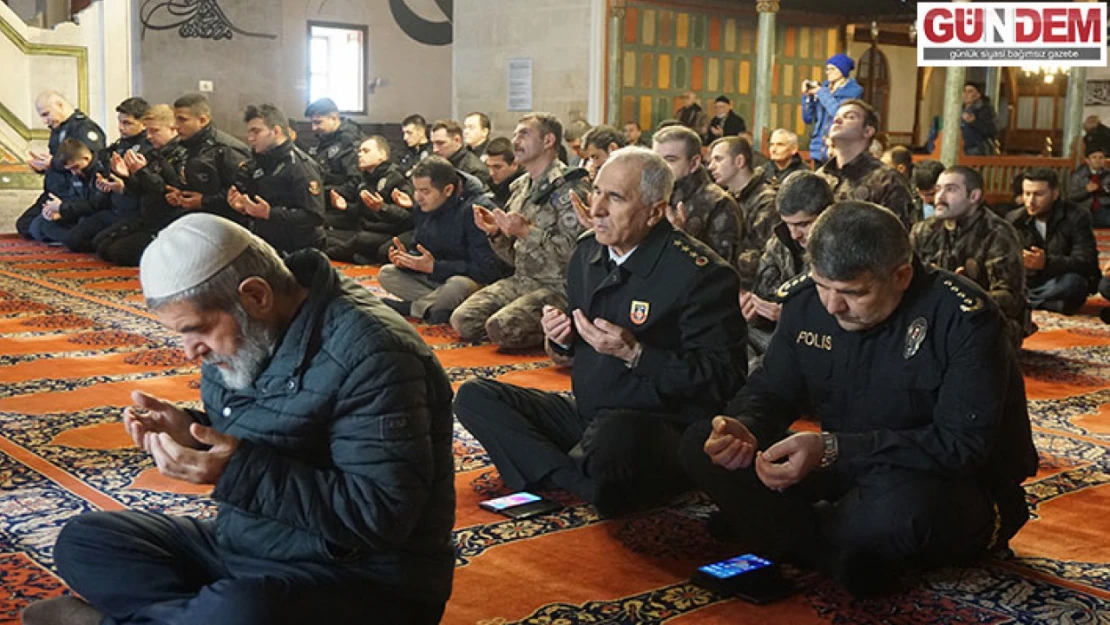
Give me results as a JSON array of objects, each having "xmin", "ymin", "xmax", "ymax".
[{"xmin": 0, "ymin": 233, "xmax": 1108, "ymax": 623}]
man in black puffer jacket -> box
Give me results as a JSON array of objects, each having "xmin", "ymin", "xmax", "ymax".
[{"xmin": 24, "ymin": 214, "xmax": 456, "ymax": 625}]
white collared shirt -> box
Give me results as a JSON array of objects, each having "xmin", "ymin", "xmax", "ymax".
[{"xmin": 608, "ymin": 246, "xmax": 638, "ymax": 266}]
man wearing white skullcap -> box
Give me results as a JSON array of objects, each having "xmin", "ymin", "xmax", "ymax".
[{"xmin": 24, "ymin": 213, "xmax": 456, "ymax": 625}]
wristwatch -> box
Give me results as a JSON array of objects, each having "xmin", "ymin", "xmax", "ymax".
[
  {"xmin": 624, "ymin": 342, "xmax": 644, "ymax": 369},
  {"xmin": 818, "ymin": 431, "xmax": 839, "ymax": 469}
]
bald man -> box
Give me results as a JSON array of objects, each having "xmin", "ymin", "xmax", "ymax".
[{"xmin": 16, "ymin": 90, "xmax": 106, "ymax": 238}]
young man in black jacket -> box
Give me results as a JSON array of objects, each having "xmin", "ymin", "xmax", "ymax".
[
  {"xmin": 378, "ymin": 156, "xmax": 508, "ymax": 324},
  {"xmin": 169, "ymin": 93, "xmax": 251, "ymax": 224},
  {"xmin": 430, "ymin": 118, "xmax": 492, "ymax": 189},
  {"xmin": 95, "ymin": 104, "xmax": 188, "ymax": 266},
  {"xmin": 1006, "ymin": 168, "xmax": 1099, "ymax": 315},
  {"xmin": 26, "ymin": 139, "xmax": 109, "ymax": 251},
  {"xmin": 229, "ymin": 104, "xmax": 326, "ymax": 254},
  {"xmin": 304, "ymin": 97, "xmax": 362, "ymax": 209}
]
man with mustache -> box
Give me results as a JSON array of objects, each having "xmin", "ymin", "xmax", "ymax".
[
  {"xmin": 451, "ymin": 112, "xmax": 590, "ymax": 350},
  {"xmin": 910, "ymin": 166, "xmax": 1029, "ymax": 347}
]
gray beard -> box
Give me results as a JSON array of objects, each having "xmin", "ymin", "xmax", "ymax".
[{"xmin": 205, "ymin": 309, "xmax": 276, "ymax": 390}]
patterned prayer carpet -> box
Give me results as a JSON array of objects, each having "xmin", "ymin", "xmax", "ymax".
[{"xmin": 0, "ymin": 232, "xmax": 1107, "ymax": 624}]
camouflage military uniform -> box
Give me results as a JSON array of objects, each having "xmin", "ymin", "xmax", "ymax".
[
  {"xmin": 759, "ymin": 154, "xmax": 808, "ymax": 190},
  {"xmin": 819, "ymin": 152, "xmax": 918, "ymax": 229},
  {"xmin": 450, "ymin": 160, "xmax": 590, "ymax": 349},
  {"xmin": 670, "ymin": 167, "xmax": 742, "ymax": 270},
  {"xmin": 753, "ymin": 223, "xmax": 806, "ymax": 301},
  {"xmin": 731, "ymin": 169, "xmax": 780, "ymax": 289},
  {"xmin": 910, "ymin": 207, "xmax": 1028, "ymax": 347}
]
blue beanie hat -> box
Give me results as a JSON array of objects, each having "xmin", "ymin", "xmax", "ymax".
[{"xmin": 826, "ymin": 53, "xmax": 855, "ymax": 77}]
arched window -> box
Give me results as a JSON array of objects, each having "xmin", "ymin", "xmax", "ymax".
[{"xmin": 857, "ymin": 47, "xmax": 890, "ymax": 128}]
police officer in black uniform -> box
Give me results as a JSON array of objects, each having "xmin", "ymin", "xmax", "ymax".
[
  {"xmin": 230, "ymin": 104, "xmax": 325, "ymax": 254},
  {"xmin": 398, "ymin": 114, "xmax": 433, "ymax": 178},
  {"xmin": 455, "ymin": 147, "xmax": 747, "ymax": 517},
  {"xmin": 81, "ymin": 98, "xmax": 154, "ymax": 252},
  {"xmin": 304, "ymin": 98, "xmax": 362, "ymax": 204},
  {"xmin": 95, "ymin": 103, "xmax": 189, "ymax": 266},
  {"xmin": 168, "ymin": 93, "xmax": 250, "ymax": 225},
  {"xmin": 17, "ymin": 90, "xmax": 106, "ymax": 238},
  {"xmin": 681, "ymin": 201, "xmax": 1037, "ymax": 597},
  {"xmin": 325, "ymin": 136, "xmax": 414, "ymax": 263}
]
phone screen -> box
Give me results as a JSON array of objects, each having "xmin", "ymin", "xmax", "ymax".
[
  {"xmin": 697, "ymin": 554, "xmax": 773, "ymax": 580},
  {"xmin": 482, "ymin": 492, "xmax": 542, "ymax": 511}
]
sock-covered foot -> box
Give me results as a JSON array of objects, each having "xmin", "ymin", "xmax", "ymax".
[{"xmin": 22, "ymin": 596, "xmax": 103, "ymax": 625}]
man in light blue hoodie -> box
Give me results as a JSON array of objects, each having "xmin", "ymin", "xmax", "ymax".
[{"xmin": 801, "ymin": 53, "xmax": 864, "ymax": 165}]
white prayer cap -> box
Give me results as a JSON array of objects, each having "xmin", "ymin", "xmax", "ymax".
[{"xmin": 140, "ymin": 213, "xmax": 253, "ymax": 300}]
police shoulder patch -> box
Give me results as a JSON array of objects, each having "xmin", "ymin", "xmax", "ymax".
[
  {"xmin": 776, "ymin": 272, "xmax": 814, "ymax": 301},
  {"xmin": 308, "ymin": 179, "xmax": 321, "ymax": 195}
]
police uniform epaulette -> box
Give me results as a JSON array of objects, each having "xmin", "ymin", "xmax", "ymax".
[
  {"xmin": 940, "ymin": 276, "xmax": 987, "ymax": 315},
  {"xmin": 775, "ymin": 272, "xmax": 813, "ymax": 301},
  {"xmin": 577, "ymin": 229, "xmax": 597, "ymax": 243},
  {"xmin": 669, "ymin": 236, "xmax": 712, "ymax": 268}
]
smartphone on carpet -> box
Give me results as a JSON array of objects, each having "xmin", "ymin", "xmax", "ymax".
[
  {"xmin": 691, "ymin": 553, "xmax": 796, "ymax": 604},
  {"xmin": 479, "ymin": 492, "xmax": 562, "ymax": 519}
]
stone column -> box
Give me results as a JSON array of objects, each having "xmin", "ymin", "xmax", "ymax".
[
  {"xmin": 985, "ymin": 67, "xmax": 1001, "ymax": 113},
  {"xmin": 940, "ymin": 66, "xmax": 966, "ymax": 165},
  {"xmin": 608, "ymin": 4, "xmax": 626, "ymax": 126},
  {"xmin": 939, "ymin": 0, "xmax": 972, "ymax": 165},
  {"xmin": 1063, "ymin": 66, "xmax": 1088, "ymax": 160},
  {"xmin": 753, "ymin": 0, "xmax": 778, "ymax": 147}
]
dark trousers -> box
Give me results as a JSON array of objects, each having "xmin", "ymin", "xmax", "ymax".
[
  {"xmin": 54, "ymin": 510, "xmax": 445, "ymax": 625},
  {"xmin": 454, "ymin": 378, "xmax": 690, "ymax": 516},
  {"xmin": 30, "ymin": 211, "xmax": 122, "ymax": 253},
  {"xmin": 94, "ymin": 221, "xmax": 160, "ymax": 266},
  {"xmin": 679, "ymin": 420, "xmax": 1027, "ymax": 586},
  {"xmin": 1028, "ymin": 273, "xmax": 1089, "ymax": 314},
  {"xmin": 326, "ymin": 228, "xmax": 412, "ymax": 264},
  {"xmin": 16, "ymin": 196, "xmax": 46, "ymax": 239}
]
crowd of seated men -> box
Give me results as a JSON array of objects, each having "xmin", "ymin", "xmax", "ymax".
[{"xmin": 12, "ymin": 83, "xmax": 1110, "ymax": 620}]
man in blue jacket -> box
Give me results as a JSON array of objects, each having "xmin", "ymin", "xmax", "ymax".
[
  {"xmin": 23, "ymin": 213, "xmax": 456, "ymax": 625},
  {"xmin": 378, "ymin": 156, "xmax": 509, "ymax": 324},
  {"xmin": 801, "ymin": 53, "xmax": 863, "ymax": 165}
]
